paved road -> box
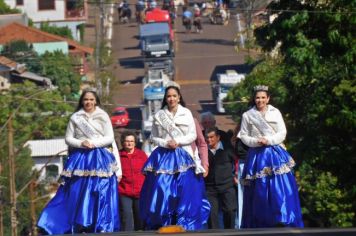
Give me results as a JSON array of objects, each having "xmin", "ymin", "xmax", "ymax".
[{"xmin": 110, "ymin": 3, "xmax": 250, "ymax": 133}]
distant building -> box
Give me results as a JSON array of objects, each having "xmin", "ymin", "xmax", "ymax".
[
  {"xmin": 0, "ymin": 13, "xmax": 29, "ymax": 27},
  {"xmin": 4, "ymin": 0, "xmax": 88, "ymax": 41},
  {"xmin": 0, "ymin": 55, "xmax": 53, "ymax": 90},
  {"xmin": 24, "ymin": 138, "xmax": 68, "ymax": 182},
  {"xmin": 0, "ymin": 22, "xmax": 93, "ymax": 76}
]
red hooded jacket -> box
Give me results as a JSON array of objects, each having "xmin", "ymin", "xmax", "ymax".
[{"xmin": 118, "ymin": 148, "xmax": 148, "ymax": 198}]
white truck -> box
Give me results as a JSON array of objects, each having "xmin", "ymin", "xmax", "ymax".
[{"xmin": 216, "ymin": 70, "xmax": 245, "ymax": 113}]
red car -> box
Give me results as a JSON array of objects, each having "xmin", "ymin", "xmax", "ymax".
[{"xmin": 111, "ymin": 107, "xmax": 130, "ymax": 128}]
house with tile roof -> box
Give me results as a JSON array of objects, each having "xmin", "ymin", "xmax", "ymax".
[
  {"xmin": 0, "ymin": 22, "xmax": 93, "ymax": 76},
  {"xmin": 24, "ymin": 138, "xmax": 68, "ymax": 181},
  {"xmin": 0, "ymin": 55, "xmax": 53, "ymax": 90},
  {"xmin": 4, "ymin": 0, "xmax": 88, "ymax": 42}
]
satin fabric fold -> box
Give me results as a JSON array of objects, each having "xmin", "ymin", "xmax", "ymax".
[
  {"xmin": 140, "ymin": 147, "xmax": 210, "ymax": 230},
  {"xmin": 37, "ymin": 148, "xmax": 120, "ymax": 234},
  {"xmin": 241, "ymin": 145, "xmax": 304, "ymax": 228}
]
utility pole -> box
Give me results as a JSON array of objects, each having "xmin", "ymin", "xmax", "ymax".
[
  {"xmin": 0, "ymin": 162, "xmax": 3, "ymax": 236},
  {"xmin": 8, "ymin": 116, "xmax": 17, "ymax": 236},
  {"xmin": 29, "ymin": 180, "xmax": 37, "ymax": 236},
  {"xmin": 95, "ymin": 0, "xmax": 105, "ymax": 97},
  {"xmin": 236, "ymin": 13, "xmax": 245, "ymax": 48}
]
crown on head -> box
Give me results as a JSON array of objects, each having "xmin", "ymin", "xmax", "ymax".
[
  {"xmin": 83, "ymin": 87, "xmax": 97, "ymax": 93},
  {"xmin": 254, "ymin": 85, "xmax": 269, "ymax": 91}
]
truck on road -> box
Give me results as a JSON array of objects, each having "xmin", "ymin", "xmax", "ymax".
[
  {"xmin": 215, "ymin": 69, "xmax": 245, "ymax": 113},
  {"xmin": 139, "ymin": 22, "xmax": 174, "ymax": 58}
]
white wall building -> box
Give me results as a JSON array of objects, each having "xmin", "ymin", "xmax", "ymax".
[
  {"xmin": 4, "ymin": 0, "xmax": 87, "ymax": 41},
  {"xmin": 24, "ymin": 138, "xmax": 68, "ymax": 182}
]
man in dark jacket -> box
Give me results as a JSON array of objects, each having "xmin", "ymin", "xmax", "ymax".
[
  {"xmin": 200, "ymin": 111, "xmax": 232, "ymax": 148},
  {"xmin": 205, "ymin": 127, "xmax": 237, "ymax": 229}
]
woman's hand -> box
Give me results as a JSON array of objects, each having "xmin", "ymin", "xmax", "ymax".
[
  {"xmin": 203, "ymin": 168, "xmax": 209, "ymax": 178},
  {"xmin": 257, "ymin": 137, "xmax": 268, "ymax": 146},
  {"xmin": 117, "ymin": 175, "xmax": 122, "ymax": 183},
  {"xmin": 167, "ymin": 140, "xmax": 178, "ymax": 149},
  {"xmin": 81, "ymin": 140, "xmax": 95, "ymax": 149}
]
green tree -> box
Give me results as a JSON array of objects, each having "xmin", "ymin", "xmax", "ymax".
[
  {"xmin": 1, "ymin": 40, "xmax": 42, "ymax": 73},
  {"xmin": 0, "ymin": 82, "xmax": 75, "ymax": 234},
  {"xmin": 38, "ymin": 51, "xmax": 81, "ymax": 100},
  {"xmin": 40, "ymin": 22, "xmax": 73, "ymax": 39},
  {"xmin": 1, "ymin": 42, "xmax": 82, "ymax": 99},
  {"xmin": 0, "ymin": 0, "xmax": 20, "ymax": 14},
  {"xmin": 226, "ymin": 0, "xmax": 356, "ymax": 226}
]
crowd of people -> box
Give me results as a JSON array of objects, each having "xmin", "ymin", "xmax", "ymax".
[
  {"xmin": 36, "ymin": 84, "xmax": 304, "ymax": 234},
  {"xmin": 117, "ymin": 0, "xmax": 230, "ymax": 31}
]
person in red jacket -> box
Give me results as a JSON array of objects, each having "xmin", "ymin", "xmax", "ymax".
[{"xmin": 118, "ymin": 130, "xmax": 148, "ymax": 231}]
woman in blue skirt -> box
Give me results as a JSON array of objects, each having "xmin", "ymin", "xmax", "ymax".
[
  {"xmin": 239, "ymin": 85, "xmax": 303, "ymax": 228},
  {"xmin": 140, "ymin": 85, "xmax": 210, "ymax": 230},
  {"xmin": 37, "ymin": 89, "xmax": 122, "ymax": 234}
]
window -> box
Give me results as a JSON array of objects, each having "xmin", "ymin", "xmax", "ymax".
[
  {"xmin": 16, "ymin": 0, "xmax": 24, "ymax": 5},
  {"xmin": 45, "ymin": 165, "xmax": 59, "ymax": 179},
  {"xmin": 38, "ymin": 0, "xmax": 55, "ymax": 10}
]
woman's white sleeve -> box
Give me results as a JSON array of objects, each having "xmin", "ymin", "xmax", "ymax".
[
  {"xmin": 65, "ymin": 120, "xmax": 82, "ymax": 148},
  {"xmin": 265, "ymin": 110, "xmax": 287, "ymax": 145},
  {"xmin": 150, "ymin": 120, "xmax": 168, "ymax": 147},
  {"xmin": 112, "ymin": 141, "xmax": 122, "ymax": 176},
  {"xmin": 175, "ymin": 111, "xmax": 197, "ymax": 145},
  {"xmin": 240, "ymin": 113, "xmax": 260, "ymax": 147}
]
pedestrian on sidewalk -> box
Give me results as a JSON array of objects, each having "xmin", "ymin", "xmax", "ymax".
[
  {"xmin": 119, "ymin": 130, "xmax": 147, "ymax": 231},
  {"xmin": 240, "ymin": 85, "xmax": 304, "ymax": 228},
  {"xmin": 139, "ymin": 85, "xmax": 211, "ymax": 230},
  {"xmin": 37, "ymin": 88, "xmax": 122, "ymax": 234}
]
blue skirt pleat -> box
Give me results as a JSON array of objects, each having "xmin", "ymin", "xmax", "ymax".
[
  {"xmin": 140, "ymin": 147, "xmax": 211, "ymax": 230},
  {"xmin": 241, "ymin": 145, "xmax": 304, "ymax": 228},
  {"xmin": 37, "ymin": 148, "xmax": 120, "ymax": 234}
]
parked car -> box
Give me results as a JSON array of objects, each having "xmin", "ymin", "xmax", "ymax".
[{"xmin": 111, "ymin": 106, "xmax": 130, "ymax": 128}]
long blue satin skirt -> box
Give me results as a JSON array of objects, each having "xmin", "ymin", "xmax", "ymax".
[
  {"xmin": 241, "ymin": 145, "xmax": 304, "ymax": 228},
  {"xmin": 139, "ymin": 147, "xmax": 211, "ymax": 230},
  {"xmin": 37, "ymin": 148, "xmax": 120, "ymax": 234}
]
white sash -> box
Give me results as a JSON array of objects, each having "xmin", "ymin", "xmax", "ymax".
[
  {"xmin": 71, "ymin": 113, "xmax": 98, "ymax": 139},
  {"xmin": 248, "ymin": 108, "xmax": 287, "ymax": 149},
  {"xmin": 155, "ymin": 110, "xmax": 183, "ymax": 138},
  {"xmin": 247, "ymin": 108, "xmax": 276, "ymax": 136},
  {"xmin": 71, "ymin": 111, "xmax": 122, "ymax": 175},
  {"xmin": 155, "ymin": 109, "xmax": 206, "ymax": 174}
]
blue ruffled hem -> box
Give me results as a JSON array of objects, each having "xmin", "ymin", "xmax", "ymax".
[
  {"xmin": 241, "ymin": 145, "xmax": 304, "ymax": 228},
  {"xmin": 142, "ymin": 147, "xmax": 196, "ymax": 175},
  {"xmin": 241, "ymin": 145, "xmax": 295, "ymax": 184},
  {"xmin": 37, "ymin": 148, "xmax": 120, "ymax": 234},
  {"xmin": 62, "ymin": 148, "xmax": 118, "ymax": 178}
]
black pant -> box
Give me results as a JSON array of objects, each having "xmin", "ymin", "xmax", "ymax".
[
  {"xmin": 120, "ymin": 195, "xmax": 144, "ymax": 231},
  {"xmin": 206, "ymin": 186, "xmax": 237, "ymax": 229}
]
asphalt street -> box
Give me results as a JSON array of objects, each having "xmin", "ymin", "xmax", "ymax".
[{"xmin": 109, "ymin": 1, "xmax": 250, "ymax": 134}]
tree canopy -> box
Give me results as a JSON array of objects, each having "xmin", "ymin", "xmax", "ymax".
[
  {"xmin": 226, "ymin": 0, "xmax": 356, "ymax": 226},
  {"xmin": 0, "ymin": 83, "xmax": 75, "ymax": 235}
]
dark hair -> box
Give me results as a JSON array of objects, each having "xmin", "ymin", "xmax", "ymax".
[
  {"xmin": 161, "ymin": 85, "xmax": 186, "ymax": 109},
  {"xmin": 76, "ymin": 89, "xmax": 101, "ymax": 111},
  {"xmin": 120, "ymin": 130, "xmax": 137, "ymax": 146},
  {"xmin": 205, "ymin": 126, "xmax": 220, "ymax": 138}
]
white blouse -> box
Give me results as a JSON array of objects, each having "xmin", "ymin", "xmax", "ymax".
[
  {"xmin": 151, "ymin": 104, "xmax": 197, "ymax": 158},
  {"xmin": 240, "ymin": 105, "xmax": 287, "ymax": 147},
  {"xmin": 65, "ymin": 107, "xmax": 122, "ymax": 176},
  {"xmin": 65, "ymin": 107, "xmax": 114, "ymax": 148}
]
